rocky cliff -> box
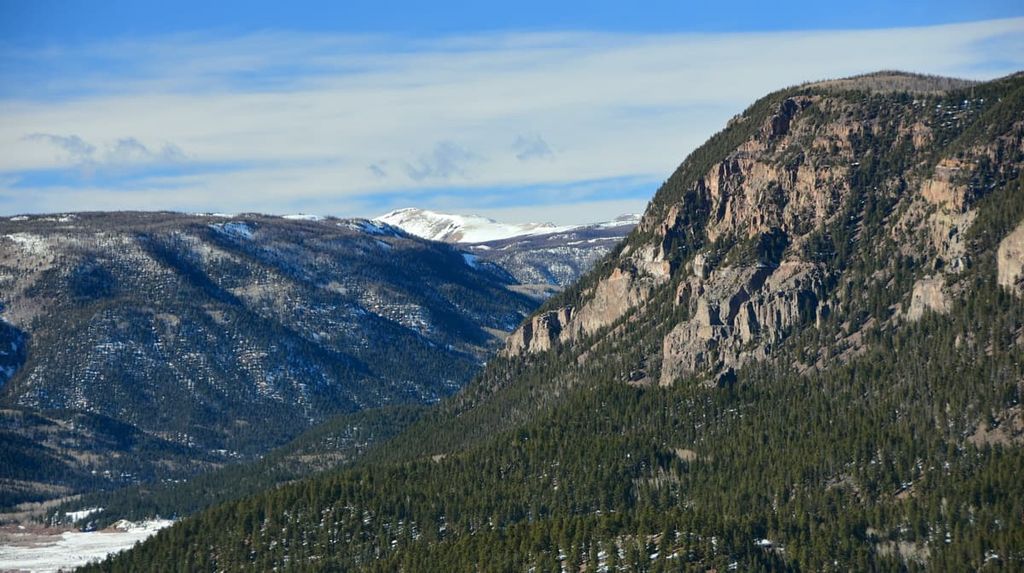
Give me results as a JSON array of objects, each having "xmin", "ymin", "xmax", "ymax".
[
  {"xmin": 998, "ymin": 220, "xmax": 1024, "ymax": 295},
  {"xmin": 504, "ymin": 72, "xmax": 1024, "ymax": 386}
]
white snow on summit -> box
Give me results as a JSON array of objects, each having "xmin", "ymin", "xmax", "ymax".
[
  {"xmin": 374, "ymin": 208, "xmax": 636, "ymax": 244},
  {"xmin": 375, "ymin": 208, "xmax": 568, "ymax": 243}
]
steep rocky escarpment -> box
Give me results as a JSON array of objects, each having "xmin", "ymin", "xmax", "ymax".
[
  {"xmin": 661, "ymin": 259, "xmax": 828, "ymax": 385},
  {"xmin": 505, "ymin": 71, "xmax": 1024, "ymax": 385}
]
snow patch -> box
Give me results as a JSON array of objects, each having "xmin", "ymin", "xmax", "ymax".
[
  {"xmin": 346, "ymin": 220, "xmax": 398, "ymax": 236},
  {"xmin": 65, "ymin": 508, "xmax": 103, "ymax": 522},
  {"xmin": 593, "ymin": 213, "xmax": 641, "ymax": 228},
  {"xmin": 209, "ymin": 221, "xmax": 254, "ymax": 240},
  {"xmin": 0, "ymin": 519, "xmax": 173, "ymax": 573},
  {"xmin": 4, "ymin": 233, "xmax": 50, "ymax": 255},
  {"xmin": 462, "ymin": 253, "xmax": 479, "ymax": 268},
  {"xmin": 282, "ymin": 213, "xmax": 323, "ymax": 221}
]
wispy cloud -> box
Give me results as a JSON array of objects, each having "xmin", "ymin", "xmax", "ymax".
[
  {"xmin": 23, "ymin": 133, "xmax": 186, "ymax": 169},
  {"xmin": 1, "ymin": 18, "xmax": 1023, "ymax": 223},
  {"xmin": 513, "ymin": 134, "xmax": 554, "ymax": 162},
  {"xmin": 22, "ymin": 134, "xmax": 97, "ymax": 163},
  {"xmin": 403, "ymin": 141, "xmax": 481, "ymax": 181}
]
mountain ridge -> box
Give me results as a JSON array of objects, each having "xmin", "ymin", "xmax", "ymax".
[
  {"xmin": 0, "ymin": 211, "xmax": 538, "ymax": 507},
  {"xmin": 81, "ymin": 70, "xmax": 1024, "ymax": 571},
  {"xmin": 374, "ymin": 207, "xmax": 640, "ymax": 244},
  {"xmin": 377, "ymin": 208, "xmax": 641, "ymax": 288}
]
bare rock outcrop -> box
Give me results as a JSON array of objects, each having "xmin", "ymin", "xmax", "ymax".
[
  {"xmin": 507, "ymin": 95, "xmax": 855, "ymax": 365},
  {"xmin": 699, "ymin": 98, "xmax": 855, "ymax": 245},
  {"xmin": 571, "ymin": 262, "xmax": 667, "ymax": 334},
  {"xmin": 968, "ymin": 399, "xmax": 1024, "ymax": 447},
  {"xmin": 660, "ymin": 260, "xmax": 826, "ymax": 385},
  {"xmin": 997, "ymin": 220, "xmax": 1024, "ymax": 295},
  {"xmin": 503, "ymin": 242, "xmax": 671, "ymax": 356},
  {"xmin": 921, "ymin": 158, "xmax": 972, "ymax": 213},
  {"xmin": 505, "ymin": 80, "xmax": 1024, "ymax": 387},
  {"xmin": 906, "ymin": 277, "xmax": 950, "ymax": 320},
  {"xmin": 504, "ymin": 306, "xmax": 574, "ymax": 355}
]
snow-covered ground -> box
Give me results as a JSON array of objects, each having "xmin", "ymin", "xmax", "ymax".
[
  {"xmin": 209, "ymin": 221, "xmax": 255, "ymax": 240},
  {"xmin": 62, "ymin": 508, "xmax": 102, "ymax": 522},
  {"xmin": 0, "ymin": 519, "xmax": 172, "ymax": 573},
  {"xmin": 4, "ymin": 233, "xmax": 51, "ymax": 256}
]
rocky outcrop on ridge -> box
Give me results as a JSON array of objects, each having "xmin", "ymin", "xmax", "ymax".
[{"xmin": 504, "ymin": 72, "xmax": 1024, "ymax": 385}]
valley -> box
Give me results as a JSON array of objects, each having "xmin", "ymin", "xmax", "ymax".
[{"xmin": 0, "ymin": 209, "xmax": 632, "ymax": 523}]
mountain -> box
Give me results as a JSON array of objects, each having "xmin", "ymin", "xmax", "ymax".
[
  {"xmin": 85, "ymin": 71, "xmax": 1024, "ymax": 571},
  {"xmin": 378, "ymin": 208, "xmax": 640, "ymax": 288},
  {"xmin": 465, "ymin": 215, "xmax": 641, "ymax": 289},
  {"xmin": 375, "ymin": 208, "xmax": 572, "ymax": 243},
  {"xmin": 0, "ymin": 212, "xmax": 537, "ymax": 507}
]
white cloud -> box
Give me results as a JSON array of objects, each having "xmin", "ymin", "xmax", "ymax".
[{"xmin": 1, "ymin": 18, "xmax": 1023, "ymax": 222}]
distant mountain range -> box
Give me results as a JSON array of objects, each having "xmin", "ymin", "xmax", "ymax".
[
  {"xmin": 375, "ymin": 207, "xmax": 638, "ymax": 243},
  {"xmin": 376, "ymin": 208, "xmax": 640, "ymax": 288}
]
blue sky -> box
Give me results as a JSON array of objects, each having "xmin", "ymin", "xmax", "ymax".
[
  {"xmin": 5, "ymin": 1, "xmax": 1023, "ymax": 40},
  {"xmin": 1, "ymin": 1, "xmax": 1023, "ymax": 223}
]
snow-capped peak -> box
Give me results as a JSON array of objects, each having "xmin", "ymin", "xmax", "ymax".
[{"xmin": 374, "ymin": 208, "xmax": 633, "ymax": 244}]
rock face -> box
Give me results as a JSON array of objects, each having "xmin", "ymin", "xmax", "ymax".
[
  {"xmin": 907, "ymin": 277, "xmax": 950, "ymax": 321},
  {"xmin": 504, "ymin": 72, "xmax": 1024, "ymax": 384},
  {"xmin": 998, "ymin": 220, "xmax": 1024, "ymax": 295},
  {"xmin": 505, "ymin": 307, "xmax": 574, "ymax": 355},
  {"xmin": 507, "ymin": 94, "xmax": 843, "ymax": 370},
  {"xmin": 501, "ymin": 242, "xmax": 672, "ymax": 356},
  {"xmin": 661, "ymin": 261, "xmax": 826, "ymax": 385},
  {"xmin": 921, "ymin": 158, "xmax": 973, "ymax": 212}
]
